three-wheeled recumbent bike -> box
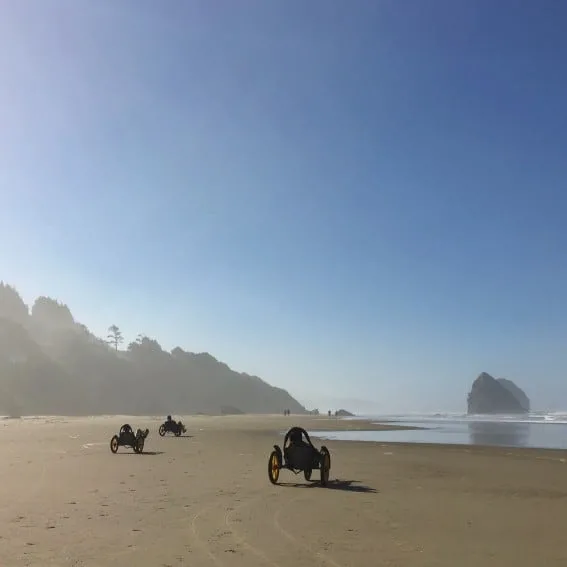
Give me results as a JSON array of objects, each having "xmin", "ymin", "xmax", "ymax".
[
  {"xmin": 268, "ymin": 426, "xmax": 331, "ymax": 486},
  {"xmin": 110, "ymin": 424, "xmax": 149, "ymax": 454}
]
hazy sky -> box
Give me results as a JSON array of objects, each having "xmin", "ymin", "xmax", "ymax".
[{"xmin": 1, "ymin": 1, "xmax": 566, "ymax": 413}]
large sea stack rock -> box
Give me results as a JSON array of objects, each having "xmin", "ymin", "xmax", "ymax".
[
  {"xmin": 467, "ymin": 372, "xmax": 530, "ymax": 414},
  {"xmin": 496, "ymin": 378, "xmax": 530, "ymax": 412}
]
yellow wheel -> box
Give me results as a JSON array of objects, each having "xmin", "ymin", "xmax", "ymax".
[{"xmin": 268, "ymin": 450, "xmax": 280, "ymax": 484}]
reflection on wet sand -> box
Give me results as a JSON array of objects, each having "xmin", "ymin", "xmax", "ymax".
[
  {"xmin": 468, "ymin": 421, "xmax": 530, "ymax": 447},
  {"xmin": 310, "ymin": 418, "xmax": 567, "ymax": 450}
]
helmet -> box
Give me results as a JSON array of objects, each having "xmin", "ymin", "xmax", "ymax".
[
  {"xmin": 290, "ymin": 429, "xmax": 302, "ymax": 444},
  {"xmin": 167, "ymin": 415, "xmax": 172, "ymax": 421}
]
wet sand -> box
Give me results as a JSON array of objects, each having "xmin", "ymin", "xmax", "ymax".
[{"xmin": 1, "ymin": 414, "xmax": 566, "ymax": 566}]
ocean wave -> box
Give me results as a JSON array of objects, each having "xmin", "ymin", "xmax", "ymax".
[{"xmin": 361, "ymin": 413, "xmax": 567, "ymax": 426}]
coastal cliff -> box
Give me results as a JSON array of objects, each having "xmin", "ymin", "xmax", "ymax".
[
  {"xmin": 467, "ymin": 372, "xmax": 530, "ymax": 414},
  {"xmin": 0, "ymin": 282, "xmax": 306, "ymax": 416}
]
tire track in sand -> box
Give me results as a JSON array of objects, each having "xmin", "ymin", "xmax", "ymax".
[
  {"xmin": 273, "ymin": 494, "xmax": 344, "ymax": 567},
  {"xmin": 274, "ymin": 491, "xmax": 424, "ymax": 563},
  {"xmin": 103, "ymin": 492, "xmax": 229, "ymax": 565},
  {"xmin": 224, "ymin": 494, "xmax": 281, "ymax": 567},
  {"xmin": 190, "ymin": 501, "xmax": 227, "ymax": 567},
  {"xmin": 274, "ymin": 495, "xmax": 422, "ymax": 564}
]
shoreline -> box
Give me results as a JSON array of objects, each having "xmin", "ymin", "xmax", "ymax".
[
  {"xmin": 4, "ymin": 412, "xmax": 567, "ymax": 456},
  {"xmin": 1, "ymin": 413, "xmax": 425, "ymax": 430}
]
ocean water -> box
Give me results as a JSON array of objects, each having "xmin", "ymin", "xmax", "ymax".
[{"xmin": 310, "ymin": 413, "xmax": 567, "ymax": 450}]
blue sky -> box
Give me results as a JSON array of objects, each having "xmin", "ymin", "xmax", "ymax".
[{"xmin": 1, "ymin": 1, "xmax": 566, "ymax": 413}]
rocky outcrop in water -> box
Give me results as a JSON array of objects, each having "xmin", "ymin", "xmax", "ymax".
[{"xmin": 467, "ymin": 372, "xmax": 530, "ymax": 414}]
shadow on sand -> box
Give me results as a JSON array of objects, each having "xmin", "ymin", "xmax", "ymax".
[
  {"xmin": 279, "ymin": 479, "xmax": 378, "ymax": 493},
  {"xmin": 115, "ymin": 450, "xmax": 165, "ymax": 456}
]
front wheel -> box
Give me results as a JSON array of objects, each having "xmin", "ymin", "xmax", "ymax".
[
  {"xmin": 174, "ymin": 428, "xmax": 181, "ymax": 437},
  {"xmin": 135, "ymin": 436, "xmax": 145, "ymax": 454},
  {"xmin": 268, "ymin": 450, "xmax": 281, "ymax": 484},
  {"xmin": 158, "ymin": 424, "xmax": 166, "ymax": 437},
  {"xmin": 304, "ymin": 469, "xmax": 312, "ymax": 481},
  {"xmin": 110, "ymin": 435, "xmax": 119, "ymax": 454},
  {"xmin": 320, "ymin": 448, "xmax": 330, "ymax": 486}
]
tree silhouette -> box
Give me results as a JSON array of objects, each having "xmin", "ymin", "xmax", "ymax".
[
  {"xmin": 0, "ymin": 282, "xmax": 29, "ymax": 325},
  {"xmin": 106, "ymin": 324, "xmax": 124, "ymax": 351},
  {"xmin": 32, "ymin": 296, "xmax": 74, "ymax": 327},
  {"xmin": 127, "ymin": 334, "xmax": 164, "ymax": 356}
]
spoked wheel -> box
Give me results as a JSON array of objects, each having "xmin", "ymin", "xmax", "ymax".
[
  {"xmin": 268, "ymin": 450, "xmax": 281, "ymax": 484},
  {"xmin": 135, "ymin": 436, "xmax": 145, "ymax": 454},
  {"xmin": 158, "ymin": 424, "xmax": 166, "ymax": 437},
  {"xmin": 320, "ymin": 447, "xmax": 331, "ymax": 486},
  {"xmin": 304, "ymin": 469, "xmax": 312, "ymax": 481},
  {"xmin": 110, "ymin": 435, "xmax": 119, "ymax": 454}
]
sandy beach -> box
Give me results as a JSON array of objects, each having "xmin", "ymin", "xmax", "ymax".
[{"xmin": 1, "ymin": 414, "xmax": 567, "ymax": 567}]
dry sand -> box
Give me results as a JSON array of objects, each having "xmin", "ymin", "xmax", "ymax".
[{"xmin": 1, "ymin": 414, "xmax": 567, "ymax": 567}]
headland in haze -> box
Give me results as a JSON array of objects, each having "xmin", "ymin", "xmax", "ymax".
[{"xmin": 0, "ymin": 282, "xmax": 305, "ymax": 416}]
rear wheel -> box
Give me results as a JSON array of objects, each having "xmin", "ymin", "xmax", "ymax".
[
  {"xmin": 321, "ymin": 446, "xmax": 331, "ymax": 470},
  {"xmin": 320, "ymin": 448, "xmax": 330, "ymax": 486},
  {"xmin": 268, "ymin": 450, "xmax": 281, "ymax": 484},
  {"xmin": 110, "ymin": 435, "xmax": 119, "ymax": 454},
  {"xmin": 158, "ymin": 424, "xmax": 166, "ymax": 437}
]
